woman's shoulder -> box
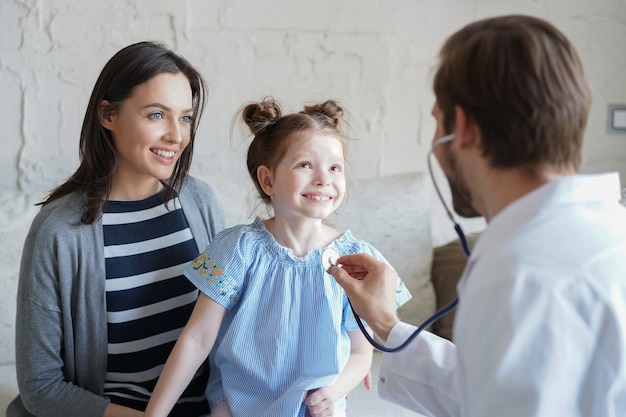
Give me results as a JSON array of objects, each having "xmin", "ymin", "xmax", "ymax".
[
  {"xmin": 30, "ymin": 193, "xmax": 86, "ymax": 233},
  {"xmin": 180, "ymin": 176, "xmax": 224, "ymax": 209},
  {"xmin": 179, "ymin": 176, "xmax": 227, "ymax": 233},
  {"xmin": 181, "ymin": 175, "xmax": 219, "ymax": 198},
  {"xmin": 23, "ymin": 192, "xmax": 91, "ymax": 251}
]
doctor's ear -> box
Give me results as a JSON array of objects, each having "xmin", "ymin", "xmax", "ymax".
[
  {"xmin": 453, "ymin": 106, "xmax": 480, "ymax": 149},
  {"xmin": 257, "ymin": 165, "xmax": 274, "ymax": 199}
]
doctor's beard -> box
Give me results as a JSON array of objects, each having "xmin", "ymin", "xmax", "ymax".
[{"xmin": 444, "ymin": 146, "xmax": 482, "ymax": 219}]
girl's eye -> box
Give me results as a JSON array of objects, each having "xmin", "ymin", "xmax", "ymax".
[
  {"xmin": 181, "ymin": 115, "xmax": 193, "ymax": 123},
  {"xmin": 298, "ymin": 162, "xmax": 311, "ymax": 168},
  {"xmin": 148, "ymin": 112, "xmax": 164, "ymax": 120},
  {"xmin": 330, "ymin": 165, "xmax": 343, "ymax": 173}
]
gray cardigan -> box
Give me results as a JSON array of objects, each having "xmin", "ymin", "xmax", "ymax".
[{"xmin": 7, "ymin": 177, "xmax": 226, "ymax": 417}]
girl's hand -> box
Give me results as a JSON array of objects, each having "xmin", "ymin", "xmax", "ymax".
[{"xmin": 304, "ymin": 387, "xmax": 335, "ymax": 417}]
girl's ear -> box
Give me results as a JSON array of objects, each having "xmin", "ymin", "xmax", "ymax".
[
  {"xmin": 257, "ymin": 165, "xmax": 274, "ymax": 199},
  {"xmin": 99, "ymin": 100, "xmax": 115, "ymax": 129}
]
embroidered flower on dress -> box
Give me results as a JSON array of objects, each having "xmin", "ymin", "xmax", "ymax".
[
  {"xmin": 191, "ymin": 253, "xmax": 240, "ymax": 302},
  {"xmin": 395, "ymin": 280, "xmax": 407, "ymax": 294}
]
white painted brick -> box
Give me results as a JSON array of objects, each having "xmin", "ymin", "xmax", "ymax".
[{"xmin": 1, "ymin": 0, "xmax": 625, "ymax": 366}]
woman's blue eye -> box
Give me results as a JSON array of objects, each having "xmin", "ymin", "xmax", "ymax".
[
  {"xmin": 181, "ymin": 115, "xmax": 193, "ymax": 123},
  {"xmin": 149, "ymin": 112, "xmax": 164, "ymax": 120}
]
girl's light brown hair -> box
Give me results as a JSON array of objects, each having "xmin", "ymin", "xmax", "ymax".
[{"xmin": 242, "ymin": 97, "xmax": 347, "ymax": 204}]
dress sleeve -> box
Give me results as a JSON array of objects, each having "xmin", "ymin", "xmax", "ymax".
[
  {"xmin": 342, "ymin": 241, "xmax": 413, "ymax": 331},
  {"xmin": 183, "ymin": 225, "xmax": 249, "ymax": 310},
  {"xmin": 360, "ymin": 241, "xmax": 413, "ymax": 307}
]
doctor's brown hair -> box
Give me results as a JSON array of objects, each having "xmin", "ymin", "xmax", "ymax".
[
  {"xmin": 242, "ymin": 97, "xmax": 348, "ymax": 204},
  {"xmin": 433, "ymin": 15, "xmax": 592, "ymax": 174}
]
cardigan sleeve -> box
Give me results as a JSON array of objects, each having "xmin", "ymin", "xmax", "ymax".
[{"xmin": 12, "ymin": 199, "xmax": 110, "ymax": 417}]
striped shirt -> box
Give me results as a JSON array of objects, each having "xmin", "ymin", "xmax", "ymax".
[{"xmin": 103, "ymin": 191, "xmax": 209, "ymax": 416}]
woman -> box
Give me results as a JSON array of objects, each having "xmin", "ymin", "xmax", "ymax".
[{"xmin": 7, "ymin": 41, "xmax": 225, "ymax": 417}]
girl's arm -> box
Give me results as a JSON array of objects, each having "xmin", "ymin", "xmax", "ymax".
[
  {"xmin": 304, "ymin": 329, "xmax": 374, "ymax": 416},
  {"xmin": 103, "ymin": 403, "xmax": 145, "ymax": 417},
  {"xmin": 144, "ymin": 293, "xmax": 226, "ymax": 417}
]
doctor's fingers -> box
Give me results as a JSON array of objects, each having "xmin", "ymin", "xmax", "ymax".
[
  {"xmin": 331, "ymin": 265, "xmax": 362, "ymax": 295},
  {"xmin": 336, "ymin": 254, "xmax": 399, "ymax": 286},
  {"xmin": 333, "ymin": 264, "xmax": 399, "ymax": 339},
  {"xmin": 336, "ymin": 253, "xmax": 381, "ymax": 273},
  {"xmin": 332, "ymin": 264, "xmax": 396, "ymax": 309}
]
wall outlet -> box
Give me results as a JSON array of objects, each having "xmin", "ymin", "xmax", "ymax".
[{"xmin": 608, "ymin": 104, "xmax": 626, "ymax": 133}]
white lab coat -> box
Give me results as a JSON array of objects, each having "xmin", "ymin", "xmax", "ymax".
[{"xmin": 378, "ymin": 173, "xmax": 626, "ymax": 417}]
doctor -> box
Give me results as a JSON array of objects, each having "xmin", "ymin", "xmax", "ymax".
[{"xmin": 331, "ymin": 14, "xmax": 626, "ymax": 417}]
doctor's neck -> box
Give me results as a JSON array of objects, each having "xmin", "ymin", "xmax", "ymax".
[{"xmin": 476, "ymin": 164, "xmax": 577, "ymax": 222}]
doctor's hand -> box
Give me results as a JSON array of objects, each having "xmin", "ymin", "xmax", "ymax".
[{"xmin": 330, "ymin": 253, "xmax": 400, "ymax": 341}]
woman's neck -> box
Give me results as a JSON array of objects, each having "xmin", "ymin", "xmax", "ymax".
[
  {"xmin": 263, "ymin": 216, "xmax": 341, "ymax": 257},
  {"xmin": 109, "ymin": 175, "xmax": 164, "ymax": 201}
]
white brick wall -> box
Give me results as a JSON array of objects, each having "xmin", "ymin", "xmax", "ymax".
[
  {"xmin": 1, "ymin": 0, "xmax": 625, "ymax": 365},
  {"xmin": 2, "ymin": 0, "xmax": 625, "ymax": 193}
]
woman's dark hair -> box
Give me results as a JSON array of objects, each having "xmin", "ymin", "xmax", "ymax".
[
  {"xmin": 41, "ymin": 41, "xmax": 207, "ymax": 223},
  {"xmin": 242, "ymin": 97, "xmax": 347, "ymax": 204}
]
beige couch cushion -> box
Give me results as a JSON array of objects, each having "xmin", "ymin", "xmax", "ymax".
[
  {"xmin": 335, "ymin": 172, "xmax": 436, "ymax": 326},
  {"xmin": 430, "ymin": 233, "xmax": 479, "ymax": 340}
]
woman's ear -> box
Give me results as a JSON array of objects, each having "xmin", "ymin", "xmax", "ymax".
[
  {"xmin": 257, "ymin": 165, "xmax": 274, "ymax": 199},
  {"xmin": 99, "ymin": 100, "xmax": 115, "ymax": 129}
]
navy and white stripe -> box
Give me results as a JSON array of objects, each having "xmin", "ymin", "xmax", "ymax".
[{"xmin": 103, "ymin": 192, "xmax": 209, "ymax": 416}]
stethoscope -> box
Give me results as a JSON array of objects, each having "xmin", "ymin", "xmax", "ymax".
[{"xmin": 322, "ymin": 133, "xmax": 472, "ymax": 352}]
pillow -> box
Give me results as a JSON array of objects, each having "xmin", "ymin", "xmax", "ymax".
[
  {"xmin": 334, "ymin": 172, "xmax": 436, "ymax": 326},
  {"xmin": 429, "ymin": 233, "xmax": 480, "ymax": 340}
]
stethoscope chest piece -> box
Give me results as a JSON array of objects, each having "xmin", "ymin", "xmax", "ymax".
[{"xmin": 321, "ymin": 248, "xmax": 340, "ymax": 273}]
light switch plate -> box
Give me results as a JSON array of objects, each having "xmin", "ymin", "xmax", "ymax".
[{"xmin": 608, "ymin": 104, "xmax": 626, "ymax": 133}]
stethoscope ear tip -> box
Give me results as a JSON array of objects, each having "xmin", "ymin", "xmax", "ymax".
[{"xmin": 431, "ymin": 133, "xmax": 456, "ymax": 151}]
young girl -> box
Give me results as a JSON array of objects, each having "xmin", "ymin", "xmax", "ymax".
[
  {"xmin": 144, "ymin": 98, "xmax": 411, "ymax": 417},
  {"xmin": 7, "ymin": 42, "xmax": 225, "ymax": 417}
]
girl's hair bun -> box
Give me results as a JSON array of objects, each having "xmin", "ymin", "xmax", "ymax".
[
  {"xmin": 301, "ymin": 100, "xmax": 344, "ymax": 128},
  {"xmin": 242, "ymin": 97, "xmax": 282, "ymax": 135}
]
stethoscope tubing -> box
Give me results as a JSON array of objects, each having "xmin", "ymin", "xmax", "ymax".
[
  {"xmin": 349, "ymin": 223, "xmax": 469, "ymax": 352},
  {"xmin": 349, "ymin": 134, "xmax": 472, "ymax": 352}
]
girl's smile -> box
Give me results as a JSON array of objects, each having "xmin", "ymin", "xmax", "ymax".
[{"xmin": 261, "ymin": 133, "xmax": 346, "ymax": 223}]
